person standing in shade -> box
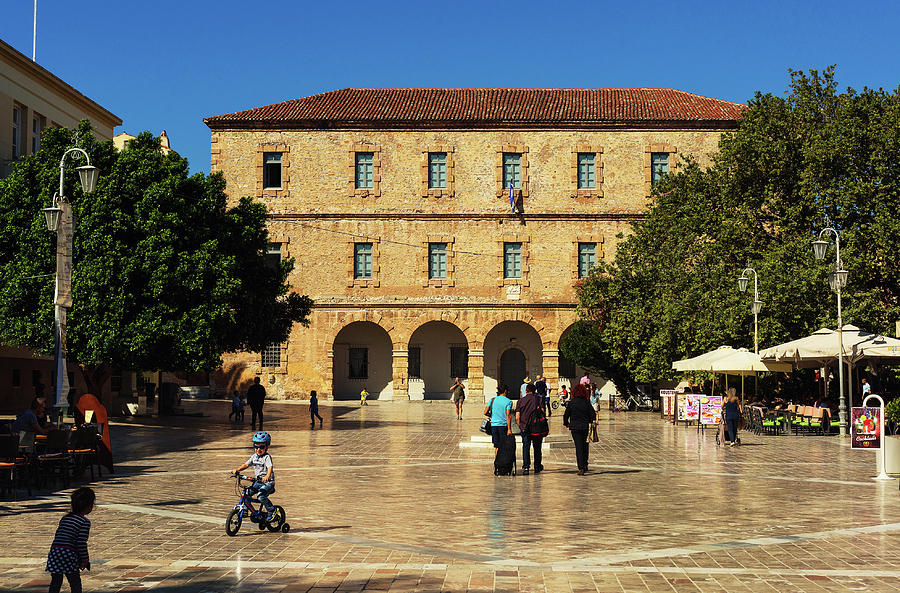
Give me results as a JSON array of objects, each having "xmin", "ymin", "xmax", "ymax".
[
  {"xmin": 862, "ymin": 378, "xmax": 871, "ymax": 397},
  {"xmin": 534, "ymin": 376, "xmax": 549, "ymax": 417},
  {"xmin": 580, "ymin": 373, "xmax": 590, "ymax": 386},
  {"xmin": 722, "ymin": 387, "xmax": 742, "ymax": 446},
  {"xmin": 516, "ymin": 382, "xmax": 544, "ymax": 474},
  {"xmin": 247, "ymin": 377, "xmax": 267, "ymax": 431},
  {"xmin": 520, "ymin": 377, "xmax": 531, "ymax": 398},
  {"xmin": 563, "ymin": 383, "xmax": 596, "ymax": 475},
  {"xmin": 450, "ymin": 377, "xmax": 466, "ymax": 420},
  {"xmin": 309, "ymin": 390, "xmax": 323, "ymax": 428}
]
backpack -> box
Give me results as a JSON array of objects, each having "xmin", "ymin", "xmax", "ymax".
[{"xmin": 527, "ymin": 406, "xmax": 549, "ymax": 437}]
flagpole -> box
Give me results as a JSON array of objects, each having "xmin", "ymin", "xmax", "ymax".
[{"xmin": 32, "ymin": 0, "xmax": 38, "ymax": 61}]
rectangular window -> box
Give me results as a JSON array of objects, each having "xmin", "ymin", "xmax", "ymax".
[
  {"xmin": 12, "ymin": 105, "xmax": 22, "ymax": 159},
  {"xmin": 110, "ymin": 371, "xmax": 123, "ymax": 393},
  {"xmin": 651, "ymin": 152, "xmax": 669, "ymax": 185},
  {"xmin": 578, "ymin": 242, "xmax": 597, "ymax": 278},
  {"xmin": 408, "ymin": 346, "xmax": 421, "ymax": 379},
  {"xmin": 349, "ymin": 347, "xmax": 368, "ymax": 379},
  {"xmin": 32, "ymin": 114, "xmax": 45, "ymax": 153},
  {"xmin": 264, "ymin": 242, "xmax": 282, "ymax": 270},
  {"xmin": 502, "ymin": 153, "xmax": 522, "ymax": 189},
  {"xmin": 450, "ymin": 346, "xmax": 468, "ymax": 378},
  {"xmin": 355, "ymin": 152, "xmax": 374, "ymax": 189},
  {"xmin": 263, "ymin": 152, "xmax": 282, "ymax": 189},
  {"xmin": 354, "ymin": 242, "xmax": 373, "ymax": 279},
  {"xmin": 577, "ymin": 153, "xmax": 596, "ymax": 189},
  {"xmin": 428, "ymin": 243, "xmax": 447, "ymax": 279},
  {"xmin": 12, "ymin": 369, "xmax": 20, "ymax": 388},
  {"xmin": 503, "ymin": 242, "xmax": 522, "ymax": 279},
  {"xmin": 261, "ymin": 342, "xmax": 281, "ymax": 367},
  {"xmin": 428, "ymin": 152, "xmax": 447, "ymax": 189}
]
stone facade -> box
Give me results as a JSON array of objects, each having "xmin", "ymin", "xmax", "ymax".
[{"xmin": 205, "ymin": 89, "xmax": 741, "ymax": 401}]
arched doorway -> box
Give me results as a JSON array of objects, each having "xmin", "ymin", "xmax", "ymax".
[
  {"xmin": 499, "ymin": 347, "xmax": 526, "ymax": 396},
  {"xmin": 407, "ymin": 321, "xmax": 468, "ymax": 400},
  {"xmin": 332, "ymin": 321, "xmax": 393, "ymax": 400},
  {"xmin": 483, "ymin": 320, "xmax": 542, "ymax": 399}
]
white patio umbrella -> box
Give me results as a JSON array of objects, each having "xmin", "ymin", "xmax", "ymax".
[
  {"xmin": 760, "ymin": 325, "xmax": 900, "ymax": 366},
  {"xmin": 672, "ymin": 346, "xmax": 738, "ymax": 372}
]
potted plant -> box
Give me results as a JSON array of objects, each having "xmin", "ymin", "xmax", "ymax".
[{"xmin": 883, "ymin": 399, "xmax": 900, "ymax": 474}]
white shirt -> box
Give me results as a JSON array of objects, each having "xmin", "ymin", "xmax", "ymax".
[{"xmin": 245, "ymin": 452, "xmax": 274, "ymax": 483}]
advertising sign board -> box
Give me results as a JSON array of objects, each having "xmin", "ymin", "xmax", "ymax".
[
  {"xmin": 700, "ymin": 395, "xmax": 723, "ymax": 425},
  {"xmin": 851, "ymin": 406, "xmax": 881, "ymax": 449}
]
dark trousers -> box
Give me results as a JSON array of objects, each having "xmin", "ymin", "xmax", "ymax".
[
  {"xmin": 726, "ymin": 418, "xmax": 739, "ymax": 443},
  {"xmin": 49, "ymin": 572, "xmax": 82, "ymax": 593},
  {"xmin": 520, "ymin": 434, "xmax": 544, "ymax": 471},
  {"xmin": 311, "ymin": 408, "xmax": 323, "ymax": 423},
  {"xmin": 571, "ymin": 429, "xmax": 589, "ymax": 470},
  {"xmin": 251, "ymin": 406, "xmax": 264, "ymax": 430},
  {"xmin": 542, "ymin": 397, "xmax": 551, "ymax": 416}
]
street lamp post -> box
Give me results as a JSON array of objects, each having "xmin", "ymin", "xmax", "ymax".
[
  {"xmin": 737, "ymin": 268, "xmax": 763, "ymax": 354},
  {"xmin": 41, "ymin": 147, "xmax": 98, "ymax": 422},
  {"xmin": 812, "ymin": 227, "xmax": 849, "ymax": 437}
]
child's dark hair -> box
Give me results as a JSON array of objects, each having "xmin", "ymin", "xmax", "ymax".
[
  {"xmin": 310, "ymin": 390, "xmax": 317, "ymax": 397},
  {"xmin": 71, "ymin": 487, "xmax": 95, "ymax": 514}
]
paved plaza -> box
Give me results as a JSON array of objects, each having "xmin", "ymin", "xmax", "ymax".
[{"xmin": 1, "ymin": 399, "xmax": 899, "ymax": 592}]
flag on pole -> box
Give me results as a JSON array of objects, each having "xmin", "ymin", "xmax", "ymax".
[{"xmin": 509, "ymin": 182, "xmax": 515, "ymax": 213}]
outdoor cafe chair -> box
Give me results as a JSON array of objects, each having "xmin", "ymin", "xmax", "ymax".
[
  {"xmin": 68, "ymin": 426, "xmax": 101, "ymax": 481},
  {"xmin": 36, "ymin": 430, "xmax": 72, "ymax": 489},
  {"xmin": 0, "ymin": 433, "xmax": 31, "ymax": 499}
]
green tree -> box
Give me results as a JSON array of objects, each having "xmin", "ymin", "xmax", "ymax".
[
  {"xmin": 0, "ymin": 123, "xmax": 312, "ymax": 397},
  {"xmin": 571, "ymin": 68, "xmax": 900, "ymax": 389}
]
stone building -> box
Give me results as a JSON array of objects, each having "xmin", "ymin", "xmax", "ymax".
[{"xmin": 205, "ymin": 88, "xmax": 743, "ymax": 401}]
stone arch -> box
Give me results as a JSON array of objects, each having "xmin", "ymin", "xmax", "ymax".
[
  {"xmin": 330, "ymin": 320, "xmax": 395, "ymax": 401},
  {"xmin": 406, "ymin": 320, "xmax": 470, "ymax": 400},
  {"xmin": 468, "ymin": 312, "xmax": 547, "ymax": 350},
  {"xmin": 325, "ymin": 311, "xmax": 397, "ymax": 352},
  {"xmin": 395, "ymin": 310, "xmax": 471, "ymax": 348},
  {"xmin": 482, "ymin": 320, "xmax": 544, "ymax": 399}
]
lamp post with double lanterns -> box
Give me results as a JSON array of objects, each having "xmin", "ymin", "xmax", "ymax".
[
  {"xmin": 812, "ymin": 226, "xmax": 849, "ymax": 437},
  {"xmin": 41, "ymin": 147, "xmax": 98, "ymax": 420}
]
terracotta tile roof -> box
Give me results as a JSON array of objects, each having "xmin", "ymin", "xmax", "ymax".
[{"xmin": 205, "ymin": 88, "xmax": 744, "ymax": 128}]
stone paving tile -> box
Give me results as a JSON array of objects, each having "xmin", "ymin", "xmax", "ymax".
[{"xmin": 1, "ymin": 400, "xmax": 899, "ymax": 591}]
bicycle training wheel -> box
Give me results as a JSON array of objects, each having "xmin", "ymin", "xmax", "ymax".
[
  {"xmin": 225, "ymin": 510, "xmax": 242, "ymax": 536},
  {"xmin": 267, "ymin": 506, "xmax": 286, "ymax": 532},
  {"xmin": 551, "ymin": 400, "xmax": 559, "ymax": 410}
]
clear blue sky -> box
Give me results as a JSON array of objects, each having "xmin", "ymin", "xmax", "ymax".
[{"xmin": 3, "ymin": 0, "xmax": 899, "ymax": 175}]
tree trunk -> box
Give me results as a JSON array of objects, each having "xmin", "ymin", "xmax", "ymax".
[{"xmin": 78, "ymin": 363, "xmax": 111, "ymax": 409}]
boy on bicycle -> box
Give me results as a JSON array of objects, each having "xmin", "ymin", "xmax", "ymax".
[{"xmin": 231, "ymin": 432, "xmax": 277, "ymax": 520}]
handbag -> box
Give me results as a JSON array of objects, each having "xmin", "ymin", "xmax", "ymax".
[
  {"xmin": 480, "ymin": 398, "xmax": 494, "ymax": 434},
  {"xmin": 588, "ymin": 421, "xmax": 599, "ymax": 442}
]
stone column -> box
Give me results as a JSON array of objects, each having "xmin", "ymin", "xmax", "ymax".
[
  {"xmin": 392, "ymin": 349, "xmax": 409, "ymax": 400},
  {"xmin": 325, "ymin": 349, "xmax": 335, "ymax": 401},
  {"xmin": 467, "ymin": 348, "xmax": 485, "ymax": 402},
  {"xmin": 543, "ymin": 348, "xmax": 560, "ymax": 393}
]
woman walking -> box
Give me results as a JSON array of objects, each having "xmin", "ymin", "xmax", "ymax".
[
  {"xmin": 563, "ymin": 383, "xmax": 596, "ymax": 475},
  {"xmin": 484, "ymin": 385, "xmax": 513, "ymax": 460},
  {"xmin": 723, "ymin": 388, "xmax": 742, "ymax": 446},
  {"xmin": 450, "ymin": 377, "xmax": 466, "ymax": 420}
]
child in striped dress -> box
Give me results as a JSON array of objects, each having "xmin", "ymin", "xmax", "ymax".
[{"xmin": 46, "ymin": 487, "xmax": 94, "ymax": 593}]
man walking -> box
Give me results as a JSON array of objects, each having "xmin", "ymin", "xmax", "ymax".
[
  {"xmin": 310, "ymin": 390, "xmax": 323, "ymax": 428},
  {"xmin": 247, "ymin": 376, "xmax": 267, "ymax": 431},
  {"xmin": 534, "ymin": 376, "xmax": 549, "ymax": 416},
  {"xmin": 515, "ymin": 383, "xmax": 545, "ymax": 475}
]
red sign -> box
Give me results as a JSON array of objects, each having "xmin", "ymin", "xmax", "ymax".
[{"xmin": 851, "ymin": 407, "xmax": 881, "ymax": 449}]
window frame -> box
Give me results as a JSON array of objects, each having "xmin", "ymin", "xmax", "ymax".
[
  {"xmin": 577, "ymin": 153, "xmax": 596, "ymax": 189},
  {"xmin": 503, "ymin": 242, "xmax": 523, "ymax": 279},
  {"xmin": 571, "ymin": 235, "xmax": 604, "ymax": 280},
  {"xmin": 421, "ymin": 147, "xmax": 456, "ymax": 197},
  {"xmin": 495, "ymin": 144, "xmax": 529, "ymax": 199},
  {"xmin": 32, "ymin": 113, "xmax": 45, "ymax": 154},
  {"xmin": 12, "ymin": 104, "xmax": 23, "ymax": 159},
  {"xmin": 256, "ymin": 144, "xmax": 290, "ymax": 197},
  {"xmin": 349, "ymin": 144, "xmax": 381, "ymax": 197},
  {"xmin": 348, "ymin": 347, "xmax": 369, "ymax": 380},
  {"xmin": 262, "ymin": 152, "xmax": 283, "ymax": 189},
  {"xmin": 502, "ymin": 153, "xmax": 522, "ymax": 190},
  {"xmin": 355, "ymin": 152, "xmax": 374, "ymax": 189},
  {"xmin": 428, "ymin": 242, "xmax": 448, "ymax": 280},
  {"xmin": 428, "ymin": 152, "xmax": 447, "ymax": 189},
  {"xmin": 644, "ymin": 144, "xmax": 677, "ymax": 197},
  {"xmin": 577, "ymin": 242, "xmax": 597, "ymax": 278},
  {"xmin": 571, "ymin": 145, "xmax": 604, "ymax": 198},
  {"xmin": 261, "ymin": 342, "xmax": 282, "ymax": 368},
  {"xmin": 496, "ymin": 235, "xmax": 531, "ymax": 286},
  {"xmin": 353, "ymin": 242, "xmax": 373, "ymax": 279},
  {"xmin": 650, "ymin": 152, "xmax": 669, "ymax": 185},
  {"xmin": 449, "ymin": 345, "xmax": 469, "ymax": 378},
  {"xmin": 408, "ymin": 346, "xmax": 422, "ymax": 380}
]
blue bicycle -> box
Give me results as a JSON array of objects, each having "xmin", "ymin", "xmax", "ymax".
[{"xmin": 225, "ymin": 474, "xmax": 290, "ymax": 536}]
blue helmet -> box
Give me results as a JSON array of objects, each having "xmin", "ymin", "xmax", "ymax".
[{"xmin": 251, "ymin": 432, "xmax": 271, "ymax": 447}]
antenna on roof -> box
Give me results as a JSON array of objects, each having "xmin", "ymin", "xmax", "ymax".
[{"xmin": 32, "ymin": 0, "xmax": 37, "ymax": 61}]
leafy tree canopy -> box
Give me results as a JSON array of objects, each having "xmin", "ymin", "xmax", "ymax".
[
  {"xmin": 568, "ymin": 67, "xmax": 900, "ymax": 386},
  {"xmin": 0, "ymin": 122, "xmax": 312, "ymax": 391}
]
